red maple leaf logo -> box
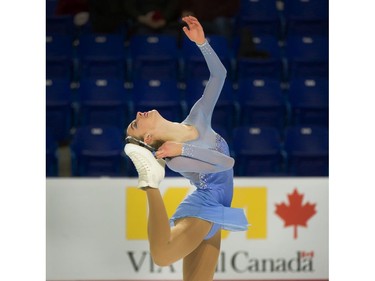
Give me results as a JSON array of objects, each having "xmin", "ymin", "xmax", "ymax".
[{"xmin": 275, "ymin": 188, "xmax": 317, "ymax": 239}]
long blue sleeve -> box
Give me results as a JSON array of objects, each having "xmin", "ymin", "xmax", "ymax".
[
  {"xmin": 166, "ymin": 40, "xmax": 233, "ymax": 175},
  {"xmin": 167, "ymin": 144, "xmax": 234, "ymax": 173},
  {"xmin": 184, "ymin": 40, "xmax": 227, "ymax": 126}
]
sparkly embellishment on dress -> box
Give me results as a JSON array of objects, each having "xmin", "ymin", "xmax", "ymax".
[
  {"xmin": 196, "ymin": 133, "xmax": 229, "ymax": 190},
  {"xmin": 198, "ymin": 42, "xmax": 213, "ymax": 56},
  {"xmin": 181, "ymin": 143, "xmax": 194, "ymax": 158},
  {"xmin": 199, "ymin": 173, "xmax": 208, "ymax": 189},
  {"xmin": 215, "ymin": 133, "xmax": 230, "ymax": 155}
]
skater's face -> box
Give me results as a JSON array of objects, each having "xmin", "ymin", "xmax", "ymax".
[{"xmin": 126, "ymin": 110, "xmax": 161, "ymax": 142}]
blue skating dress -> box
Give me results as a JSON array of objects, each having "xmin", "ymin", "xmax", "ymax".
[{"xmin": 166, "ymin": 40, "xmax": 249, "ymax": 239}]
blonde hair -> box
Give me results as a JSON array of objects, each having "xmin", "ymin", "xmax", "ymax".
[{"xmin": 126, "ymin": 133, "xmax": 164, "ymax": 150}]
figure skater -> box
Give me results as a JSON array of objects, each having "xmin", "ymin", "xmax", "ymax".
[{"xmin": 124, "ymin": 16, "xmax": 249, "ymax": 281}]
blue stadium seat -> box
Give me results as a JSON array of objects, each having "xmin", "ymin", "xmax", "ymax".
[
  {"xmin": 77, "ymin": 33, "xmax": 127, "ymax": 79},
  {"xmin": 285, "ymin": 34, "xmax": 328, "ymax": 79},
  {"xmin": 77, "ymin": 78, "xmax": 132, "ymax": 130},
  {"xmin": 181, "ymin": 35, "xmax": 232, "ymax": 80},
  {"xmin": 288, "ymin": 77, "xmax": 328, "ymax": 127},
  {"xmin": 46, "ymin": 130, "xmax": 59, "ymax": 177},
  {"xmin": 76, "ymin": 18, "xmax": 127, "ymax": 36},
  {"xmin": 131, "ymin": 78, "xmax": 185, "ymax": 122},
  {"xmin": 236, "ymin": 34, "xmax": 284, "ymax": 79},
  {"xmin": 46, "ymin": 34, "xmax": 74, "ymax": 79},
  {"xmin": 237, "ymin": 77, "xmax": 287, "ymax": 131},
  {"xmin": 236, "ymin": 0, "xmax": 284, "ymax": 37},
  {"xmin": 129, "ymin": 34, "xmax": 179, "ymax": 80},
  {"xmin": 283, "ymin": 0, "xmax": 328, "ymax": 36},
  {"xmin": 236, "ymin": 57, "xmax": 283, "ymax": 80},
  {"xmin": 232, "ymin": 126, "xmax": 284, "ymax": 176},
  {"xmin": 283, "ymin": 125, "xmax": 328, "ymax": 176},
  {"xmin": 46, "ymin": 78, "xmax": 73, "ymax": 142},
  {"xmin": 70, "ymin": 126, "xmax": 125, "ymax": 177},
  {"xmin": 184, "ymin": 78, "xmax": 239, "ymax": 137},
  {"xmin": 46, "ymin": 15, "xmax": 75, "ymax": 35},
  {"xmin": 46, "ymin": 0, "xmax": 58, "ymax": 16}
]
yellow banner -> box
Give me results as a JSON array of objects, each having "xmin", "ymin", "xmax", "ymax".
[{"xmin": 126, "ymin": 186, "xmax": 267, "ymax": 240}]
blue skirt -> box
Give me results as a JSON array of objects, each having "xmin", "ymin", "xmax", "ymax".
[{"xmin": 169, "ymin": 188, "xmax": 249, "ymax": 240}]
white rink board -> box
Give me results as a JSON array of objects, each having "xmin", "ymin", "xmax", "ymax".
[{"xmin": 46, "ymin": 177, "xmax": 328, "ymax": 280}]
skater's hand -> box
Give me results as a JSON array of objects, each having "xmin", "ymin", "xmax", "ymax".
[
  {"xmin": 155, "ymin": 141, "xmax": 183, "ymax": 159},
  {"xmin": 182, "ymin": 16, "xmax": 205, "ymax": 45}
]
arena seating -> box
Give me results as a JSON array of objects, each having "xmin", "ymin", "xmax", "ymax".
[{"xmin": 46, "ymin": 0, "xmax": 329, "ymax": 177}]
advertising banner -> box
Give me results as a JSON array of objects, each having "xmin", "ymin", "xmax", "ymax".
[{"xmin": 46, "ymin": 177, "xmax": 328, "ymax": 280}]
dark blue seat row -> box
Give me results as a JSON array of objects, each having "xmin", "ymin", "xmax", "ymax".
[
  {"xmin": 46, "ymin": 124, "xmax": 328, "ymax": 178},
  {"xmin": 46, "ymin": 32, "xmax": 328, "ymax": 82},
  {"xmin": 46, "ymin": 130, "xmax": 59, "ymax": 177},
  {"xmin": 46, "ymin": 76, "xmax": 328, "ymax": 143},
  {"xmin": 70, "ymin": 126, "xmax": 125, "ymax": 177},
  {"xmin": 232, "ymin": 125, "xmax": 328, "ymax": 177},
  {"xmin": 238, "ymin": 0, "xmax": 328, "ymax": 37}
]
